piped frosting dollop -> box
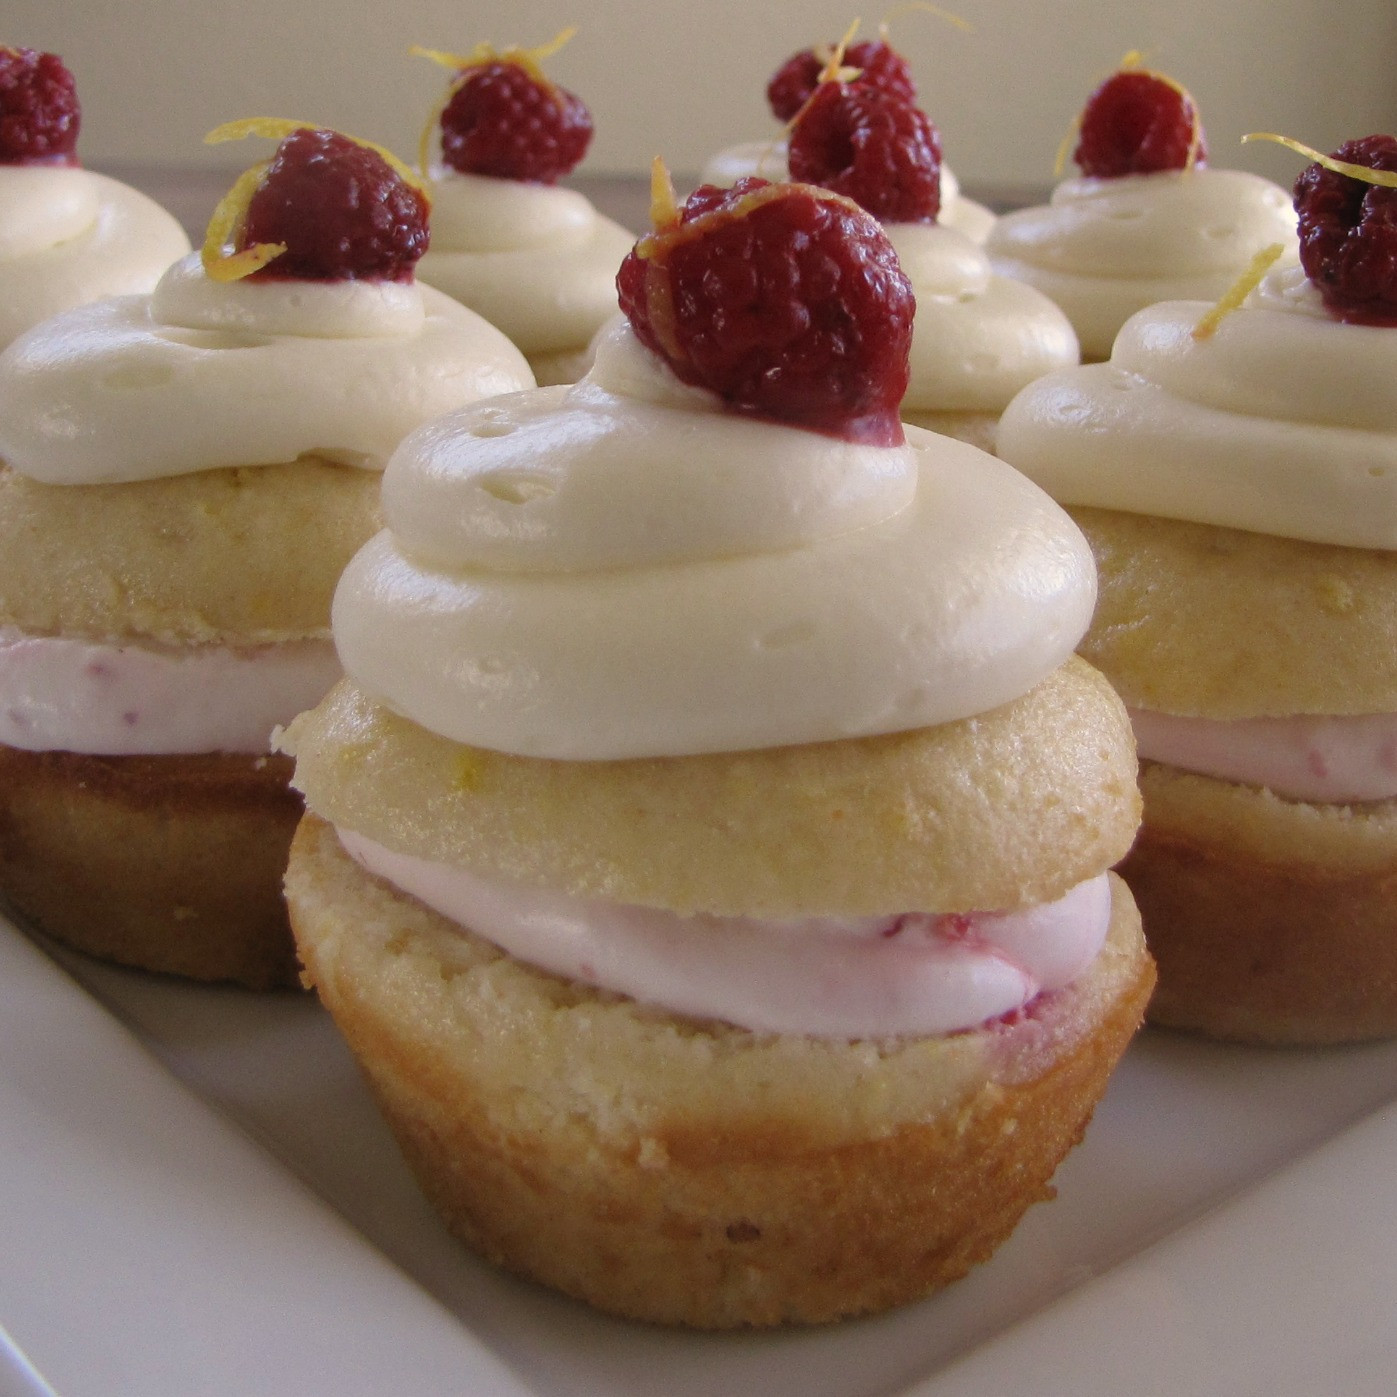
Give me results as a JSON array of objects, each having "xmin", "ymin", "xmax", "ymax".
[{"xmin": 331, "ymin": 321, "xmax": 1097, "ymax": 759}]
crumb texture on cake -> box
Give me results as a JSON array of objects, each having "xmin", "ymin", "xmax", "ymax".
[
  {"xmin": 1129, "ymin": 761, "xmax": 1397, "ymax": 1043},
  {"xmin": 0, "ymin": 745, "xmax": 303, "ymax": 987},
  {"xmin": 0, "ymin": 460, "xmax": 380, "ymax": 644},
  {"xmin": 282, "ymin": 655, "xmax": 1140, "ymax": 917},
  {"xmin": 1074, "ymin": 506, "xmax": 1397, "ymax": 718},
  {"xmin": 286, "ymin": 814, "xmax": 1153, "ymax": 1326}
]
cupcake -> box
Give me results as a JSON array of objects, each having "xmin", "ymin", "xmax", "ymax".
[
  {"xmin": 281, "ymin": 174, "xmax": 1151, "ymax": 1325},
  {"xmin": 702, "ymin": 30, "xmax": 996, "ymax": 243},
  {"xmin": 0, "ymin": 121, "xmax": 532, "ymax": 988},
  {"xmin": 996, "ymin": 134, "xmax": 1397, "ymax": 1044},
  {"xmin": 411, "ymin": 33, "xmax": 634, "ymax": 386},
  {"xmin": 987, "ymin": 57, "xmax": 1298, "ymax": 361},
  {"xmin": 0, "ymin": 47, "xmax": 190, "ymax": 351},
  {"xmin": 783, "ymin": 66, "xmax": 1076, "ymax": 450}
]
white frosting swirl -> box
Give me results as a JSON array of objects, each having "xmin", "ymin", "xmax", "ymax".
[
  {"xmin": 700, "ymin": 138, "xmax": 997, "ymax": 243},
  {"xmin": 416, "ymin": 170, "xmax": 634, "ymax": 356},
  {"xmin": 987, "ymin": 168, "xmax": 1299, "ymax": 359},
  {"xmin": 340, "ymin": 827, "xmax": 1113, "ymax": 1038},
  {"xmin": 0, "ymin": 251, "xmax": 535, "ymax": 484},
  {"xmin": 996, "ymin": 263, "xmax": 1397, "ymax": 549},
  {"xmin": 886, "ymin": 222, "xmax": 1078, "ymax": 413},
  {"xmin": 332, "ymin": 321, "xmax": 1097, "ymax": 759},
  {"xmin": 0, "ymin": 166, "xmax": 190, "ymax": 352}
]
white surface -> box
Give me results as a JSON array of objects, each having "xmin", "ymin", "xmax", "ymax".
[{"xmin": 7, "ymin": 911, "xmax": 1397, "ymax": 1396}]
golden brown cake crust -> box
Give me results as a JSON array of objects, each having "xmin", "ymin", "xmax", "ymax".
[
  {"xmin": 281, "ymin": 656, "xmax": 1141, "ymax": 918},
  {"xmin": 286, "ymin": 814, "xmax": 1154, "ymax": 1327},
  {"xmin": 0, "ymin": 744, "xmax": 303, "ymax": 988},
  {"xmin": 0, "ymin": 459, "xmax": 380, "ymax": 645},
  {"xmin": 1127, "ymin": 761, "xmax": 1397, "ymax": 1044},
  {"xmin": 1072, "ymin": 506, "xmax": 1397, "ymax": 718}
]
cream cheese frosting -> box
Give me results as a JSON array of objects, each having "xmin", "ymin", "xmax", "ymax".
[
  {"xmin": 0, "ymin": 626, "xmax": 340, "ymax": 755},
  {"xmin": 996, "ymin": 263, "xmax": 1397, "ymax": 550},
  {"xmin": 0, "ymin": 166, "xmax": 190, "ymax": 352},
  {"xmin": 332, "ymin": 320, "xmax": 1097, "ymax": 759},
  {"xmin": 886, "ymin": 221, "xmax": 1078, "ymax": 413},
  {"xmin": 339, "ymin": 826, "xmax": 1113, "ymax": 1038},
  {"xmin": 701, "ymin": 139, "xmax": 996, "ymax": 243},
  {"xmin": 987, "ymin": 168, "xmax": 1298, "ymax": 359},
  {"xmin": 0, "ymin": 250, "xmax": 535, "ymax": 484},
  {"xmin": 416, "ymin": 169, "xmax": 633, "ymax": 358}
]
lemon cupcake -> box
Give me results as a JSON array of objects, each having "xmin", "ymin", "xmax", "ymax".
[
  {"xmin": 0, "ymin": 121, "xmax": 532, "ymax": 987},
  {"xmin": 282, "ymin": 176, "xmax": 1150, "ymax": 1324}
]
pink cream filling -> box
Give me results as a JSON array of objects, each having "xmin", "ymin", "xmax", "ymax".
[
  {"xmin": 338, "ymin": 827, "xmax": 1112, "ymax": 1039},
  {"xmin": 0, "ymin": 628, "xmax": 341, "ymax": 755},
  {"xmin": 1129, "ymin": 707, "xmax": 1397, "ymax": 804}
]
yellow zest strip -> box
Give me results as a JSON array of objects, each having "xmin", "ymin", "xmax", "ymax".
[
  {"xmin": 1242, "ymin": 132, "xmax": 1397, "ymax": 189},
  {"xmin": 817, "ymin": 17, "xmax": 865, "ymax": 87},
  {"xmin": 200, "ymin": 160, "xmax": 285, "ymax": 282},
  {"xmin": 1191, "ymin": 242, "xmax": 1285, "ymax": 340},
  {"xmin": 1053, "ymin": 115, "xmax": 1082, "ymax": 178},
  {"xmin": 410, "ymin": 28, "xmax": 577, "ymax": 170},
  {"xmin": 200, "ymin": 118, "xmax": 431, "ymax": 282},
  {"xmin": 648, "ymin": 156, "xmax": 681, "ymax": 233},
  {"xmin": 878, "ymin": 3, "xmax": 972, "ymax": 39}
]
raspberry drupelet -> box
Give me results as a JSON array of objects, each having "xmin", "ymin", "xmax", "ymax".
[
  {"xmin": 1293, "ymin": 135, "xmax": 1397, "ymax": 325},
  {"xmin": 766, "ymin": 38, "xmax": 917, "ymax": 123},
  {"xmin": 1074, "ymin": 68, "xmax": 1206, "ymax": 178},
  {"xmin": 0, "ymin": 47, "xmax": 80, "ymax": 165},
  {"xmin": 788, "ymin": 80, "xmax": 943, "ymax": 224},
  {"xmin": 233, "ymin": 127, "xmax": 430, "ymax": 282},
  {"xmin": 617, "ymin": 176, "xmax": 914, "ymax": 446}
]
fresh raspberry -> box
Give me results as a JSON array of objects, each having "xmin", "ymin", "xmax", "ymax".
[
  {"xmin": 1294, "ymin": 135, "xmax": 1397, "ymax": 325},
  {"xmin": 440, "ymin": 62, "xmax": 591, "ymax": 182},
  {"xmin": 241, "ymin": 128, "xmax": 429, "ymax": 282},
  {"xmin": 1074, "ymin": 70, "xmax": 1206, "ymax": 178},
  {"xmin": 766, "ymin": 39, "xmax": 917, "ymax": 122},
  {"xmin": 788, "ymin": 83, "xmax": 941, "ymax": 223},
  {"xmin": 0, "ymin": 48, "xmax": 80, "ymax": 165},
  {"xmin": 616, "ymin": 178, "xmax": 914, "ymax": 445}
]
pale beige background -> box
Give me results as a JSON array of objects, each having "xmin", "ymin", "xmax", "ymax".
[{"xmin": 7, "ymin": 0, "xmax": 1397, "ymax": 194}]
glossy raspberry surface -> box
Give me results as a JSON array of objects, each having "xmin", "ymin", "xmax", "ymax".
[
  {"xmin": 766, "ymin": 39, "xmax": 917, "ymax": 123},
  {"xmin": 788, "ymin": 82, "xmax": 941, "ymax": 223},
  {"xmin": 241, "ymin": 128, "xmax": 429, "ymax": 282},
  {"xmin": 440, "ymin": 62, "xmax": 591, "ymax": 183},
  {"xmin": 1074, "ymin": 70, "xmax": 1206, "ymax": 178},
  {"xmin": 0, "ymin": 47, "xmax": 79, "ymax": 165},
  {"xmin": 616, "ymin": 178, "xmax": 914, "ymax": 445},
  {"xmin": 1294, "ymin": 135, "xmax": 1397, "ymax": 325}
]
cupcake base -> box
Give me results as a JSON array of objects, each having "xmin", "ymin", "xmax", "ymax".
[
  {"xmin": 0, "ymin": 744, "xmax": 303, "ymax": 989},
  {"xmin": 1126, "ymin": 762, "xmax": 1397, "ymax": 1045},
  {"xmin": 287, "ymin": 814, "xmax": 1153, "ymax": 1327}
]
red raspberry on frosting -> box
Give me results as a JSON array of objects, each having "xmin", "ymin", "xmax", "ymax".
[
  {"xmin": 616, "ymin": 175, "xmax": 914, "ymax": 446},
  {"xmin": 0, "ymin": 47, "xmax": 80, "ymax": 165},
  {"xmin": 788, "ymin": 81, "xmax": 942, "ymax": 224},
  {"xmin": 1293, "ymin": 134, "xmax": 1397, "ymax": 325},
  {"xmin": 766, "ymin": 38, "xmax": 917, "ymax": 123},
  {"xmin": 1074, "ymin": 68, "xmax": 1207, "ymax": 178}
]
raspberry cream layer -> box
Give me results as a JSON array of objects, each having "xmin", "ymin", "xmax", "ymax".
[
  {"xmin": 333, "ymin": 321, "xmax": 1097, "ymax": 759},
  {"xmin": 339, "ymin": 826, "xmax": 1112, "ymax": 1038},
  {"xmin": 1130, "ymin": 709, "xmax": 1397, "ymax": 804},
  {"xmin": 0, "ymin": 165, "xmax": 190, "ymax": 351},
  {"xmin": 0, "ymin": 250, "xmax": 534, "ymax": 485},
  {"xmin": 997, "ymin": 265, "xmax": 1397, "ymax": 549},
  {"xmin": 416, "ymin": 171, "xmax": 633, "ymax": 360},
  {"xmin": 885, "ymin": 221, "xmax": 1078, "ymax": 417},
  {"xmin": 701, "ymin": 140, "xmax": 996, "ymax": 243},
  {"xmin": 0, "ymin": 627, "xmax": 339, "ymax": 755},
  {"xmin": 987, "ymin": 168, "xmax": 1298, "ymax": 360}
]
